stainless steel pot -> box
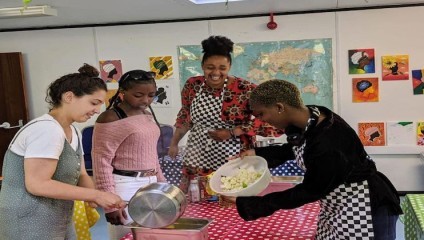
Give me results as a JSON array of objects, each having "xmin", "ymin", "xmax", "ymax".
[{"xmin": 128, "ymin": 182, "xmax": 187, "ymax": 228}]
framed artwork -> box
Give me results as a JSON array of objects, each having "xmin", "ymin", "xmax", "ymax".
[
  {"xmin": 358, "ymin": 122, "xmax": 386, "ymax": 146},
  {"xmin": 149, "ymin": 56, "xmax": 174, "ymax": 79},
  {"xmin": 99, "ymin": 60, "xmax": 123, "ymax": 83},
  {"xmin": 152, "ymin": 82, "xmax": 173, "ymax": 108},
  {"xmin": 348, "ymin": 49, "xmax": 375, "ymax": 74},
  {"xmin": 412, "ymin": 69, "xmax": 424, "ymax": 95},
  {"xmin": 381, "ymin": 55, "xmax": 409, "ymax": 81},
  {"xmin": 352, "ymin": 77, "xmax": 379, "ymax": 102},
  {"xmin": 386, "ymin": 121, "xmax": 414, "ymax": 146},
  {"xmin": 417, "ymin": 122, "xmax": 424, "ymax": 146}
]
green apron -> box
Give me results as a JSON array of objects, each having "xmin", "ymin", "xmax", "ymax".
[{"xmin": 0, "ymin": 121, "xmax": 81, "ymax": 240}]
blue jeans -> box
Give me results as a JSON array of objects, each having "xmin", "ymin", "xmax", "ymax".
[{"xmin": 372, "ymin": 205, "xmax": 398, "ymax": 240}]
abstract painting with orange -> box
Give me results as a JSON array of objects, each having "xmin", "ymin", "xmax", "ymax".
[
  {"xmin": 381, "ymin": 55, "xmax": 409, "ymax": 81},
  {"xmin": 352, "ymin": 78, "xmax": 379, "ymax": 102},
  {"xmin": 358, "ymin": 122, "xmax": 386, "ymax": 146}
]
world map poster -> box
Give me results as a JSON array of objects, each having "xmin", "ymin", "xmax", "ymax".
[{"xmin": 177, "ymin": 38, "xmax": 333, "ymax": 109}]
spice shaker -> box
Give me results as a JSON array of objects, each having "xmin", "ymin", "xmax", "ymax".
[{"xmin": 189, "ymin": 178, "xmax": 200, "ymax": 203}]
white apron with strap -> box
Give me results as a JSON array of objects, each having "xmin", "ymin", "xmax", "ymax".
[{"xmin": 184, "ymin": 79, "xmax": 240, "ymax": 170}]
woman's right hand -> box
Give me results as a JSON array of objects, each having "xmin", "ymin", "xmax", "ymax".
[
  {"xmin": 94, "ymin": 191, "xmax": 126, "ymax": 210},
  {"xmin": 168, "ymin": 145, "xmax": 179, "ymax": 159},
  {"xmin": 105, "ymin": 209, "xmax": 128, "ymax": 225}
]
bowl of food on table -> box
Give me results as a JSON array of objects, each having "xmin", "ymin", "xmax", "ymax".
[{"xmin": 210, "ymin": 156, "xmax": 271, "ymax": 197}]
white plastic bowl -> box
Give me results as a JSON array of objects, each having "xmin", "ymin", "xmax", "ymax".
[{"xmin": 210, "ymin": 156, "xmax": 271, "ymax": 197}]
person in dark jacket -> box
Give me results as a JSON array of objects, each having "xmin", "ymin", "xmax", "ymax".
[{"xmin": 223, "ymin": 79, "xmax": 402, "ymax": 240}]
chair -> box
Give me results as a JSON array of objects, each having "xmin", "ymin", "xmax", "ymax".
[
  {"xmin": 269, "ymin": 160, "xmax": 305, "ymax": 176},
  {"xmin": 81, "ymin": 125, "xmax": 94, "ymax": 176},
  {"xmin": 157, "ymin": 124, "xmax": 183, "ymax": 185},
  {"xmin": 157, "ymin": 124, "xmax": 174, "ymax": 160}
]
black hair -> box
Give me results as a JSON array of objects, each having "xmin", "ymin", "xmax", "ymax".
[
  {"xmin": 107, "ymin": 69, "xmax": 161, "ymax": 133},
  {"xmin": 201, "ymin": 35, "xmax": 234, "ymax": 65},
  {"xmin": 107, "ymin": 70, "xmax": 156, "ymax": 110},
  {"xmin": 45, "ymin": 63, "xmax": 107, "ymax": 110}
]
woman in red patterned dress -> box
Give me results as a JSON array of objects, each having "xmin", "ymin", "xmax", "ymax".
[{"xmin": 168, "ymin": 36, "xmax": 279, "ymax": 193}]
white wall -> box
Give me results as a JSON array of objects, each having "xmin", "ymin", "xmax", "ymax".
[
  {"xmin": 336, "ymin": 7, "xmax": 424, "ymax": 192},
  {"xmin": 1, "ymin": 6, "xmax": 423, "ymax": 191}
]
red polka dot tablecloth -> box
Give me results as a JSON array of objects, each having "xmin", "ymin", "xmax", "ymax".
[
  {"xmin": 121, "ymin": 201, "xmax": 319, "ymax": 240},
  {"xmin": 184, "ymin": 201, "xmax": 319, "ymax": 240}
]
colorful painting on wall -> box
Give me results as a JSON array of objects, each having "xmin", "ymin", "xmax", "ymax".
[
  {"xmin": 386, "ymin": 121, "xmax": 414, "ymax": 146},
  {"xmin": 99, "ymin": 60, "xmax": 123, "ymax": 83},
  {"xmin": 417, "ymin": 122, "xmax": 424, "ymax": 146},
  {"xmin": 381, "ymin": 55, "xmax": 409, "ymax": 81},
  {"xmin": 348, "ymin": 49, "xmax": 375, "ymax": 74},
  {"xmin": 352, "ymin": 77, "xmax": 379, "ymax": 102},
  {"xmin": 149, "ymin": 56, "xmax": 173, "ymax": 79},
  {"xmin": 151, "ymin": 82, "xmax": 172, "ymax": 108},
  {"xmin": 412, "ymin": 69, "xmax": 424, "ymax": 95},
  {"xmin": 358, "ymin": 122, "xmax": 386, "ymax": 146},
  {"xmin": 105, "ymin": 89, "xmax": 119, "ymax": 108}
]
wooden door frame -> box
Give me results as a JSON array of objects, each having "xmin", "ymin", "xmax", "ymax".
[{"xmin": 0, "ymin": 52, "xmax": 29, "ymax": 175}]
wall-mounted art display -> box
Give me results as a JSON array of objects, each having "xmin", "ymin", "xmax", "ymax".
[
  {"xmin": 381, "ymin": 55, "xmax": 409, "ymax": 81},
  {"xmin": 152, "ymin": 81, "xmax": 172, "ymax": 108},
  {"xmin": 99, "ymin": 60, "xmax": 123, "ymax": 83},
  {"xmin": 412, "ymin": 69, "xmax": 424, "ymax": 95},
  {"xmin": 386, "ymin": 121, "xmax": 414, "ymax": 146},
  {"xmin": 358, "ymin": 122, "xmax": 386, "ymax": 146},
  {"xmin": 149, "ymin": 56, "xmax": 173, "ymax": 79},
  {"xmin": 352, "ymin": 77, "xmax": 379, "ymax": 102},
  {"xmin": 348, "ymin": 49, "xmax": 375, "ymax": 74}
]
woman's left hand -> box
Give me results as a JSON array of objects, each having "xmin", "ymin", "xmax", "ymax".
[{"xmin": 208, "ymin": 128, "xmax": 231, "ymax": 141}]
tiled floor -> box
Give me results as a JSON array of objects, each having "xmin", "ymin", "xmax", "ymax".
[{"xmin": 90, "ymin": 206, "xmax": 406, "ymax": 240}]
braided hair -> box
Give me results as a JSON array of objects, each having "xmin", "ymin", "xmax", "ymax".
[
  {"xmin": 201, "ymin": 35, "xmax": 234, "ymax": 65},
  {"xmin": 45, "ymin": 63, "xmax": 107, "ymax": 110},
  {"xmin": 107, "ymin": 70, "xmax": 162, "ymax": 141}
]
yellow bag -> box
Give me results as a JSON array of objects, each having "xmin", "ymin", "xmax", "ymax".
[{"xmin": 73, "ymin": 201, "xmax": 100, "ymax": 240}]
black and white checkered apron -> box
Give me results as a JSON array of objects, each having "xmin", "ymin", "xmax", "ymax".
[
  {"xmin": 293, "ymin": 145, "xmax": 374, "ymax": 239},
  {"xmin": 293, "ymin": 106, "xmax": 374, "ymax": 239},
  {"xmin": 184, "ymin": 80, "xmax": 240, "ymax": 170}
]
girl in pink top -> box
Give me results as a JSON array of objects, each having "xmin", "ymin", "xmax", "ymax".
[{"xmin": 92, "ymin": 70, "xmax": 166, "ymax": 239}]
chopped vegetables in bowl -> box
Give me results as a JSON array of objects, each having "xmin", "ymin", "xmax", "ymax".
[{"xmin": 210, "ymin": 156, "xmax": 271, "ymax": 197}]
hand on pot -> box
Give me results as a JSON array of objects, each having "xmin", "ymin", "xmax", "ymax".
[
  {"xmin": 94, "ymin": 191, "xmax": 126, "ymax": 210},
  {"xmin": 105, "ymin": 209, "xmax": 128, "ymax": 225}
]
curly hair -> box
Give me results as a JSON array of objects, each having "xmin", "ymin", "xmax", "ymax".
[
  {"xmin": 201, "ymin": 35, "xmax": 234, "ymax": 65},
  {"xmin": 250, "ymin": 79, "xmax": 303, "ymax": 108},
  {"xmin": 45, "ymin": 63, "xmax": 107, "ymax": 110}
]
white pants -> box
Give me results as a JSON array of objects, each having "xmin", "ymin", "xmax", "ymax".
[{"xmin": 107, "ymin": 174, "xmax": 157, "ymax": 240}]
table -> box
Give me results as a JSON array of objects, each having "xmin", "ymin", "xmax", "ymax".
[
  {"xmin": 122, "ymin": 200, "xmax": 319, "ymax": 240},
  {"xmin": 402, "ymin": 194, "xmax": 424, "ymax": 240}
]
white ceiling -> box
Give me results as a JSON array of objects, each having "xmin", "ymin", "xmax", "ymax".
[{"xmin": 1, "ymin": 0, "xmax": 424, "ymax": 31}]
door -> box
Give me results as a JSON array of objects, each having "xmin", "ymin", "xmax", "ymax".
[{"xmin": 0, "ymin": 52, "xmax": 29, "ymax": 176}]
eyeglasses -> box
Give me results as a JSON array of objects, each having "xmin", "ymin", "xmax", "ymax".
[{"xmin": 121, "ymin": 70, "xmax": 156, "ymax": 82}]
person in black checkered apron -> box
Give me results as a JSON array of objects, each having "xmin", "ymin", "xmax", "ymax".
[
  {"xmin": 223, "ymin": 80, "xmax": 402, "ymax": 240},
  {"xmin": 168, "ymin": 36, "xmax": 281, "ymax": 193}
]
